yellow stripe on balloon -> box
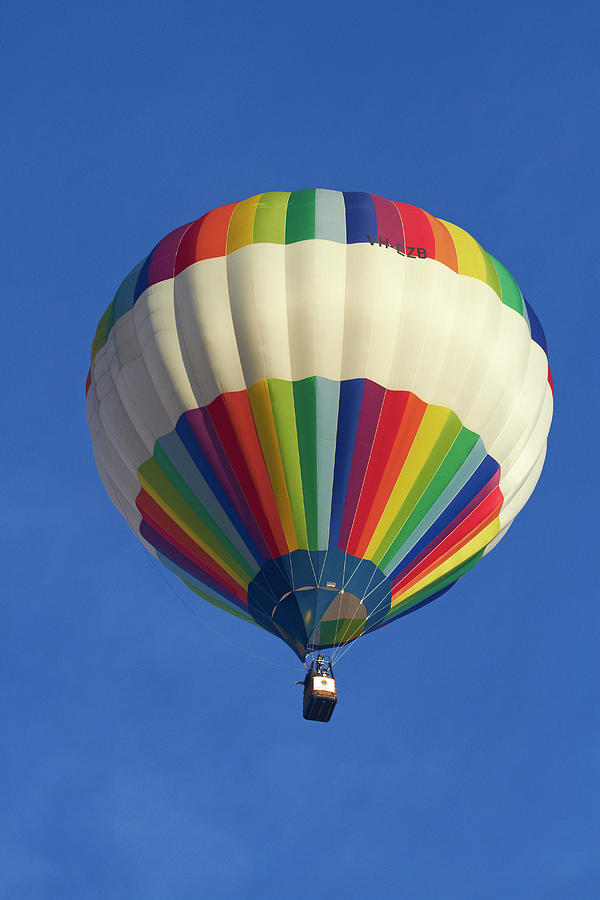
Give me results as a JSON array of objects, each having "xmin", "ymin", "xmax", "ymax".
[
  {"xmin": 247, "ymin": 380, "xmax": 299, "ymax": 550},
  {"xmin": 391, "ymin": 517, "xmax": 500, "ymax": 608},
  {"xmin": 266, "ymin": 379, "xmax": 309, "ymax": 550},
  {"xmin": 440, "ymin": 220, "xmax": 501, "ymax": 298},
  {"xmin": 226, "ymin": 194, "xmax": 261, "ymax": 254},
  {"xmin": 138, "ymin": 473, "xmax": 250, "ymax": 589},
  {"xmin": 367, "ymin": 405, "xmax": 453, "ymax": 565}
]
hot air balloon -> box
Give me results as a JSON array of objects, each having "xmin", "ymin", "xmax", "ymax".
[{"xmin": 86, "ymin": 190, "xmax": 552, "ymax": 711}]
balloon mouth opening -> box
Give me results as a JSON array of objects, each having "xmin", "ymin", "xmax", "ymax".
[{"xmin": 247, "ymin": 549, "xmax": 392, "ymax": 659}]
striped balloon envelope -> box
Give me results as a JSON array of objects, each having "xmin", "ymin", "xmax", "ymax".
[{"xmin": 86, "ymin": 190, "xmax": 553, "ymax": 661}]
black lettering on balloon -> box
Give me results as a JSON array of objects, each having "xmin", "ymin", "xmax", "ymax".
[{"xmin": 365, "ymin": 236, "xmax": 427, "ymax": 259}]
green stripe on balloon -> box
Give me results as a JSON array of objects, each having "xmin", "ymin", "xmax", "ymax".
[
  {"xmin": 488, "ymin": 253, "xmax": 525, "ymax": 316},
  {"xmin": 384, "ymin": 549, "xmax": 486, "ymax": 622},
  {"xmin": 380, "ymin": 427, "xmax": 481, "ymax": 570},
  {"xmin": 480, "ymin": 248, "xmax": 502, "ymax": 298},
  {"xmin": 139, "ymin": 448, "xmax": 255, "ymax": 583},
  {"xmin": 254, "ymin": 192, "xmax": 289, "ymax": 244},
  {"xmin": 266, "ymin": 378, "xmax": 308, "ymax": 547},
  {"xmin": 90, "ymin": 299, "xmax": 114, "ymax": 363},
  {"xmin": 182, "ymin": 581, "xmax": 258, "ymax": 624},
  {"xmin": 382, "ymin": 438, "xmax": 487, "ymax": 576},
  {"xmin": 285, "ymin": 189, "xmax": 316, "ymax": 243},
  {"xmin": 318, "ymin": 617, "xmax": 364, "ymax": 646},
  {"xmin": 293, "ymin": 377, "xmax": 319, "ymax": 548},
  {"xmin": 373, "ymin": 412, "xmax": 463, "ymax": 568},
  {"xmin": 315, "ymin": 378, "xmax": 339, "ymax": 547}
]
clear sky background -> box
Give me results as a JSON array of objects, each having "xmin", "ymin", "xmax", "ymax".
[{"xmin": 2, "ymin": 2, "xmax": 598, "ymax": 898}]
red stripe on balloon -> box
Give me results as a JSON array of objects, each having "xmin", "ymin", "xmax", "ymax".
[
  {"xmin": 391, "ymin": 486, "xmax": 503, "ymax": 594},
  {"xmin": 173, "ymin": 217, "xmax": 207, "ymax": 276},
  {"xmin": 338, "ymin": 380, "xmax": 386, "ymax": 550},
  {"xmin": 207, "ymin": 392, "xmax": 289, "ymax": 559},
  {"xmin": 387, "ymin": 470, "xmax": 502, "ymax": 585},
  {"xmin": 392, "ymin": 203, "xmax": 436, "ymax": 259},
  {"xmin": 370, "ymin": 194, "xmax": 405, "ymax": 250},
  {"xmin": 136, "ymin": 489, "xmax": 248, "ymax": 603},
  {"xmin": 175, "ymin": 203, "xmax": 238, "ymax": 274},
  {"xmin": 350, "ymin": 391, "xmax": 426, "ymax": 557},
  {"xmin": 147, "ymin": 222, "xmax": 193, "ymax": 287},
  {"xmin": 183, "ymin": 407, "xmax": 273, "ymax": 562}
]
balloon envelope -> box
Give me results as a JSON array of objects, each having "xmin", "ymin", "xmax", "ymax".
[{"xmin": 86, "ymin": 190, "xmax": 553, "ymax": 660}]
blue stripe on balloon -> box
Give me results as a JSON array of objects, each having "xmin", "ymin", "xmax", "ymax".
[
  {"xmin": 367, "ymin": 583, "xmax": 455, "ymax": 632},
  {"xmin": 139, "ymin": 519, "xmax": 242, "ymax": 606},
  {"xmin": 385, "ymin": 454, "xmax": 500, "ymax": 582},
  {"xmin": 380, "ymin": 439, "xmax": 487, "ymax": 577},
  {"xmin": 157, "ymin": 431, "xmax": 261, "ymax": 574},
  {"xmin": 314, "ymin": 377, "xmax": 340, "ymax": 548},
  {"xmin": 156, "ymin": 552, "xmax": 255, "ymax": 622},
  {"xmin": 523, "ymin": 298, "xmax": 548, "ymax": 355},
  {"xmin": 328, "ymin": 379, "xmax": 365, "ymax": 548},
  {"xmin": 113, "ymin": 259, "xmax": 146, "ymax": 320},
  {"xmin": 133, "ymin": 247, "xmax": 156, "ymax": 302},
  {"xmin": 175, "ymin": 414, "xmax": 266, "ymax": 567},
  {"xmin": 342, "ymin": 192, "xmax": 377, "ymax": 244}
]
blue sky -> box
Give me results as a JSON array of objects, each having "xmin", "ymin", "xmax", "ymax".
[{"xmin": 2, "ymin": 1, "xmax": 598, "ymax": 897}]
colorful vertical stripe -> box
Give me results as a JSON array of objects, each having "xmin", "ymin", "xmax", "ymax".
[
  {"xmin": 88, "ymin": 190, "xmax": 551, "ymax": 385},
  {"xmin": 87, "ymin": 188, "xmax": 553, "ymax": 661},
  {"xmin": 133, "ymin": 378, "xmax": 503, "ymax": 658}
]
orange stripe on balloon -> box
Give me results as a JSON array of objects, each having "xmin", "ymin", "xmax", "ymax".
[
  {"xmin": 423, "ymin": 212, "xmax": 458, "ymax": 272},
  {"xmin": 174, "ymin": 203, "xmax": 238, "ymax": 274},
  {"xmin": 197, "ymin": 202, "xmax": 239, "ymax": 260}
]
